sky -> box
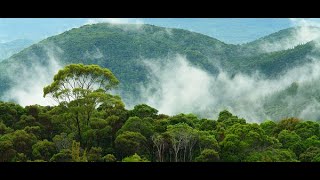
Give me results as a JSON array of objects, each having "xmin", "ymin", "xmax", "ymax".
[{"xmin": 0, "ymin": 18, "xmax": 319, "ymax": 44}]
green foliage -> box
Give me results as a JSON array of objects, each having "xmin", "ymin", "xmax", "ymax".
[
  {"xmin": 117, "ymin": 116, "xmax": 154, "ymax": 138},
  {"xmin": 278, "ymin": 117, "xmax": 301, "ymax": 131},
  {"xmin": 115, "ymin": 131, "xmax": 147, "ymax": 158},
  {"xmin": 0, "ymin": 101, "xmax": 25, "ymax": 127},
  {"xmin": 294, "ymin": 121, "xmax": 320, "ymax": 139},
  {"xmin": 245, "ymin": 149, "xmax": 298, "ymax": 162},
  {"xmin": 129, "ymin": 104, "xmax": 158, "ymax": 119},
  {"xmin": 220, "ymin": 123, "xmax": 278, "ymax": 161},
  {"xmin": 87, "ymin": 147, "xmax": 103, "ymax": 162},
  {"xmin": 122, "ymin": 153, "xmax": 149, "ymax": 162},
  {"xmin": 0, "ymin": 140, "xmax": 16, "ymax": 162},
  {"xmin": 195, "ymin": 149, "xmax": 220, "ymax": 162},
  {"xmin": 278, "ymin": 130, "xmax": 302, "ymax": 149},
  {"xmin": 50, "ymin": 149, "xmax": 73, "ymax": 162},
  {"xmin": 43, "ymin": 64, "xmax": 120, "ymax": 144},
  {"xmin": 102, "ymin": 154, "xmax": 116, "ymax": 162},
  {"xmin": 260, "ymin": 120, "xmax": 277, "ymax": 137},
  {"xmin": 32, "ymin": 139, "xmax": 57, "ymax": 161},
  {"xmin": 71, "ymin": 141, "xmax": 87, "ymax": 162},
  {"xmin": 299, "ymin": 147, "xmax": 320, "ymax": 162},
  {"xmin": 0, "ymin": 122, "xmax": 13, "ymax": 135},
  {"xmin": 217, "ymin": 110, "xmax": 246, "ymax": 128},
  {"xmin": 52, "ymin": 133, "xmax": 74, "ymax": 151}
]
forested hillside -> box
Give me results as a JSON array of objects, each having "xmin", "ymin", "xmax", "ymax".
[
  {"xmin": 1, "ymin": 24, "xmax": 319, "ymax": 101},
  {"xmin": 1, "ymin": 23, "xmax": 320, "ymax": 122}
]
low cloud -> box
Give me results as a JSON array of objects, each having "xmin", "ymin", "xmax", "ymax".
[
  {"xmin": 133, "ymin": 54, "xmax": 320, "ymax": 122},
  {"xmin": 258, "ymin": 18, "xmax": 320, "ymax": 53},
  {"xmin": 85, "ymin": 18, "xmax": 144, "ymax": 25},
  {"xmin": 2, "ymin": 44, "xmax": 62, "ymax": 106}
]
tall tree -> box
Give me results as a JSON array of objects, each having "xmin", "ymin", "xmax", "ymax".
[{"xmin": 43, "ymin": 64, "xmax": 119, "ymax": 144}]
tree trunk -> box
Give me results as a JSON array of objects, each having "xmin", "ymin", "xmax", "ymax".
[
  {"xmin": 175, "ymin": 151, "xmax": 178, "ymax": 162},
  {"xmin": 76, "ymin": 112, "xmax": 82, "ymax": 144}
]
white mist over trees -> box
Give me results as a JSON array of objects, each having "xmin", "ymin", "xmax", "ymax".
[{"xmin": 133, "ymin": 54, "xmax": 320, "ymax": 122}]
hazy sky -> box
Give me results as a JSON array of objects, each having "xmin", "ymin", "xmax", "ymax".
[{"xmin": 0, "ymin": 18, "xmax": 319, "ymax": 44}]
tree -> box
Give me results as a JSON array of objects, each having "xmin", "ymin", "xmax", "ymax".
[
  {"xmin": 71, "ymin": 141, "xmax": 87, "ymax": 162},
  {"xmin": 32, "ymin": 139, "xmax": 57, "ymax": 161},
  {"xmin": 218, "ymin": 110, "xmax": 233, "ymax": 122},
  {"xmin": 168, "ymin": 114, "xmax": 199, "ymax": 128},
  {"xmin": 197, "ymin": 131, "xmax": 219, "ymax": 152},
  {"xmin": 115, "ymin": 131, "xmax": 147, "ymax": 158},
  {"xmin": 0, "ymin": 122, "xmax": 13, "ymax": 135},
  {"xmin": 122, "ymin": 153, "xmax": 149, "ymax": 162},
  {"xmin": 83, "ymin": 118, "xmax": 112, "ymax": 149},
  {"xmin": 199, "ymin": 119, "xmax": 217, "ymax": 131},
  {"xmin": 311, "ymin": 154, "xmax": 320, "ymax": 162},
  {"xmin": 10, "ymin": 130, "xmax": 37, "ymax": 157},
  {"xmin": 0, "ymin": 140, "xmax": 16, "ymax": 162},
  {"xmin": 245, "ymin": 149, "xmax": 298, "ymax": 162},
  {"xmin": 87, "ymin": 147, "xmax": 103, "ymax": 162},
  {"xmin": 303, "ymin": 136, "xmax": 320, "ymax": 149},
  {"xmin": 0, "ymin": 101, "xmax": 25, "ymax": 127},
  {"xmin": 151, "ymin": 133, "xmax": 169, "ymax": 162},
  {"xmin": 277, "ymin": 130, "xmax": 301, "ymax": 149},
  {"xmin": 117, "ymin": 116, "xmax": 154, "ymax": 138},
  {"xmin": 129, "ymin": 104, "xmax": 158, "ymax": 119},
  {"xmin": 52, "ymin": 133, "xmax": 74, "ymax": 151},
  {"xmin": 220, "ymin": 123, "xmax": 278, "ymax": 161},
  {"xmin": 299, "ymin": 147, "xmax": 320, "ymax": 162},
  {"xmin": 43, "ymin": 64, "xmax": 119, "ymax": 144},
  {"xmin": 195, "ymin": 149, "xmax": 220, "ymax": 162},
  {"xmin": 166, "ymin": 123, "xmax": 198, "ymax": 162},
  {"xmin": 50, "ymin": 149, "xmax": 73, "ymax": 162},
  {"xmin": 294, "ymin": 121, "xmax": 320, "ymax": 140},
  {"xmin": 260, "ymin": 120, "xmax": 277, "ymax": 137},
  {"xmin": 217, "ymin": 110, "xmax": 246, "ymax": 128},
  {"xmin": 103, "ymin": 154, "xmax": 116, "ymax": 162},
  {"xmin": 105, "ymin": 115, "xmax": 124, "ymax": 148},
  {"xmin": 277, "ymin": 117, "xmax": 301, "ymax": 131}
]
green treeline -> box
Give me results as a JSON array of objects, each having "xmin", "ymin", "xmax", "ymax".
[{"xmin": 1, "ymin": 64, "xmax": 320, "ymax": 162}]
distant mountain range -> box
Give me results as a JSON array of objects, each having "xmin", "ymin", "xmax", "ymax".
[
  {"xmin": 1, "ymin": 23, "xmax": 320, "ymax": 121},
  {"xmin": 0, "ymin": 39, "xmax": 34, "ymax": 61}
]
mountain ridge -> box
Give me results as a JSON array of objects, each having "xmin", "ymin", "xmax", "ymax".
[{"xmin": 1, "ymin": 23, "xmax": 320, "ymax": 121}]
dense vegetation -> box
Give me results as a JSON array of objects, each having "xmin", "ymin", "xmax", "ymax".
[{"xmin": 1, "ymin": 64, "xmax": 320, "ymax": 162}]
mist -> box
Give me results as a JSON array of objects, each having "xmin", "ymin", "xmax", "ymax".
[
  {"xmin": 258, "ymin": 19, "xmax": 320, "ymax": 53},
  {"xmin": 131, "ymin": 52, "xmax": 320, "ymax": 122},
  {"xmin": 2, "ymin": 44, "xmax": 62, "ymax": 106}
]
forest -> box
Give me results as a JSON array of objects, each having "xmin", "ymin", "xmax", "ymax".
[{"xmin": 1, "ymin": 63, "xmax": 320, "ymax": 162}]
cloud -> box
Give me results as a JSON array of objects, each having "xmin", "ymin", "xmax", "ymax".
[
  {"xmin": 85, "ymin": 18, "xmax": 144, "ymax": 25},
  {"xmin": 257, "ymin": 18, "xmax": 320, "ymax": 53},
  {"xmin": 132, "ymin": 54, "xmax": 320, "ymax": 122}
]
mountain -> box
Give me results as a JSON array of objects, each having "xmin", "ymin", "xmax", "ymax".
[
  {"xmin": 0, "ymin": 23, "xmax": 238, "ymax": 101},
  {"xmin": 240, "ymin": 26, "xmax": 320, "ymax": 53},
  {"xmin": 1, "ymin": 23, "xmax": 320, "ymax": 121},
  {"xmin": 0, "ymin": 39, "xmax": 34, "ymax": 61}
]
